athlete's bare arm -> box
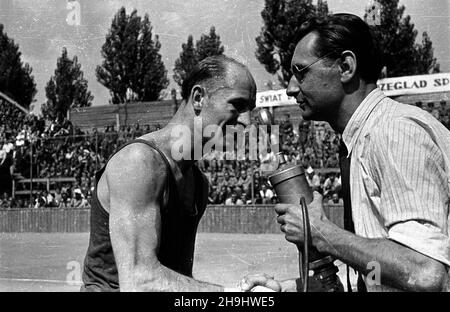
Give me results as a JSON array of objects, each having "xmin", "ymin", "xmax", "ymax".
[{"xmin": 106, "ymin": 144, "xmax": 223, "ymax": 292}]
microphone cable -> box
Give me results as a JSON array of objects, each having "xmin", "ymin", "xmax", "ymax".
[{"xmin": 300, "ymin": 196, "xmax": 311, "ymax": 292}]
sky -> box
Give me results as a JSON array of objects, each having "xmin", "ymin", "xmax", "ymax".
[{"xmin": 0, "ymin": 0, "xmax": 449, "ymax": 114}]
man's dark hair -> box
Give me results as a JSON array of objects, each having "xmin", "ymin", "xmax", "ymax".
[
  {"xmin": 181, "ymin": 55, "xmax": 246, "ymax": 101},
  {"xmin": 297, "ymin": 13, "xmax": 382, "ymax": 83}
]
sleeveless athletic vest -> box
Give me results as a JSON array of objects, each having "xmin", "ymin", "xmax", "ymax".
[{"xmin": 81, "ymin": 139, "xmax": 207, "ymax": 291}]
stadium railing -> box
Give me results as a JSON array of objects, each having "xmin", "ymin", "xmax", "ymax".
[
  {"xmin": 0, "ymin": 204, "xmax": 343, "ymax": 233},
  {"xmin": 12, "ymin": 177, "xmax": 77, "ymax": 198}
]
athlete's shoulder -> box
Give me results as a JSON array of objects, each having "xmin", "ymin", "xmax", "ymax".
[{"xmin": 105, "ymin": 141, "xmax": 168, "ymax": 184}]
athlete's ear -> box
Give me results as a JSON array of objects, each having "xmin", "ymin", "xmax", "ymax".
[{"xmin": 190, "ymin": 85, "xmax": 205, "ymax": 116}]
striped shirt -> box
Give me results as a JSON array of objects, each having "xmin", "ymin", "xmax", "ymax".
[{"xmin": 342, "ymin": 88, "xmax": 450, "ymax": 291}]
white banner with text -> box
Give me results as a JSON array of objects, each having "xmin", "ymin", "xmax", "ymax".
[{"xmin": 256, "ymin": 73, "xmax": 450, "ymax": 108}]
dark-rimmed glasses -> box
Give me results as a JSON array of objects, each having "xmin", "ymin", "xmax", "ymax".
[{"xmin": 291, "ymin": 51, "xmax": 336, "ymax": 83}]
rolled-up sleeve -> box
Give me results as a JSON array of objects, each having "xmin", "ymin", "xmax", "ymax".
[
  {"xmin": 388, "ymin": 221, "xmax": 450, "ymax": 266},
  {"xmin": 374, "ymin": 118, "xmax": 450, "ymax": 266}
]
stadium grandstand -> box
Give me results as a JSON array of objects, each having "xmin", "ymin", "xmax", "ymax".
[{"xmin": 1, "ymin": 72, "xmax": 449, "ymax": 209}]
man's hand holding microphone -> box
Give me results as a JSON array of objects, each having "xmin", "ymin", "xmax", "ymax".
[{"xmin": 240, "ymin": 191, "xmax": 338, "ymax": 292}]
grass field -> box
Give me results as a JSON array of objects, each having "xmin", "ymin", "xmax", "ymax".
[{"xmin": 0, "ymin": 233, "xmax": 353, "ymax": 292}]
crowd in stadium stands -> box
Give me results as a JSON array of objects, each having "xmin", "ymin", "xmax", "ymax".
[
  {"xmin": 0, "ymin": 98, "xmax": 449, "ymax": 208},
  {"xmin": 195, "ymin": 114, "xmax": 343, "ymax": 205}
]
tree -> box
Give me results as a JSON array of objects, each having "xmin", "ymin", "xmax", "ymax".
[
  {"xmin": 173, "ymin": 35, "xmax": 198, "ymax": 87},
  {"xmin": 196, "ymin": 26, "xmax": 225, "ymax": 62},
  {"xmin": 173, "ymin": 27, "xmax": 225, "ymax": 88},
  {"xmin": 365, "ymin": 0, "xmax": 439, "ymax": 77},
  {"xmin": 0, "ymin": 24, "xmax": 37, "ymax": 109},
  {"xmin": 415, "ymin": 32, "xmax": 439, "ymax": 74},
  {"xmin": 42, "ymin": 48, "xmax": 93, "ymax": 120},
  {"xmin": 96, "ymin": 7, "xmax": 169, "ymax": 104},
  {"xmin": 255, "ymin": 0, "xmax": 330, "ymax": 88}
]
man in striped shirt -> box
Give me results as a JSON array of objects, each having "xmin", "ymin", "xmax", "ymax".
[{"xmin": 242, "ymin": 14, "xmax": 450, "ymax": 292}]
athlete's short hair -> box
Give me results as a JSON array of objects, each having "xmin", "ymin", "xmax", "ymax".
[{"xmin": 181, "ymin": 55, "xmax": 247, "ymax": 101}]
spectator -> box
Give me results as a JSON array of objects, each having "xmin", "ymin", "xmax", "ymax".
[
  {"xmin": 44, "ymin": 190, "xmax": 55, "ymax": 207},
  {"xmin": 23, "ymin": 199, "xmax": 31, "ymax": 209},
  {"xmin": 253, "ymin": 171, "xmax": 262, "ymax": 186},
  {"xmin": 0, "ymin": 192, "xmax": 10, "ymax": 208},
  {"xmin": 34, "ymin": 194, "xmax": 47, "ymax": 208},
  {"xmin": 242, "ymin": 185, "xmax": 250, "ymax": 198},
  {"xmin": 133, "ymin": 122, "xmax": 143, "ymax": 138},
  {"xmin": 117, "ymin": 125, "xmax": 127, "ymax": 147},
  {"xmin": 233, "ymin": 185, "xmax": 243, "ymax": 198},
  {"xmin": 253, "ymin": 178, "xmax": 261, "ymax": 195},
  {"xmin": 327, "ymin": 192, "xmax": 343, "ymax": 206},
  {"xmin": 70, "ymin": 188, "xmax": 89, "ymax": 208},
  {"xmin": 209, "ymin": 171, "xmax": 218, "ymax": 186},
  {"xmin": 233, "ymin": 169, "xmax": 241, "ymax": 182},
  {"xmin": 15, "ymin": 129, "xmax": 28, "ymax": 147},
  {"xmin": 7, "ymin": 196, "xmax": 17, "ymax": 208},
  {"xmin": 241, "ymin": 192, "xmax": 252, "ymax": 205},
  {"xmin": 58, "ymin": 192, "xmax": 71, "ymax": 208},
  {"xmin": 2, "ymin": 137, "xmax": 14, "ymax": 154},
  {"xmin": 208, "ymin": 186, "xmax": 218, "ymax": 204},
  {"xmin": 323, "ymin": 173, "xmax": 341, "ymax": 198},
  {"xmin": 259, "ymin": 183, "xmax": 274, "ymax": 204},
  {"xmin": 237, "ymin": 169, "xmax": 252, "ymax": 190},
  {"xmin": 11, "ymin": 198, "xmax": 22, "ymax": 208},
  {"xmin": 253, "ymin": 192, "xmax": 263, "ymax": 205},
  {"xmin": 280, "ymin": 114, "xmax": 293, "ymax": 136},
  {"xmin": 259, "ymin": 147, "xmax": 276, "ymax": 172},
  {"xmin": 225, "ymin": 192, "xmax": 244, "ymax": 205},
  {"xmin": 217, "ymin": 185, "xmax": 228, "ymax": 204},
  {"xmin": 305, "ymin": 166, "xmax": 321, "ymax": 190},
  {"xmin": 218, "ymin": 171, "xmax": 237, "ymax": 190}
]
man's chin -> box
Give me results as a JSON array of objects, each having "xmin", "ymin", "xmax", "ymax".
[{"xmin": 300, "ymin": 109, "xmax": 314, "ymax": 121}]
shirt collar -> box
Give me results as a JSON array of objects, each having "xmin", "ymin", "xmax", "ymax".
[{"xmin": 342, "ymin": 88, "xmax": 385, "ymax": 157}]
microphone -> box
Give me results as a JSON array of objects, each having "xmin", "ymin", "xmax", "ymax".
[
  {"xmin": 258, "ymin": 108, "xmax": 343, "ymax": 292},
  {"xmin": 258, "ymin": 109, "xmax": 313, "ymax": 203}
]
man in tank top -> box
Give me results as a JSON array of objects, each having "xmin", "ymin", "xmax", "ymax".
[{"xmin": 81, "ymin": 55, "xmax": 257, "ymax": 291}]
